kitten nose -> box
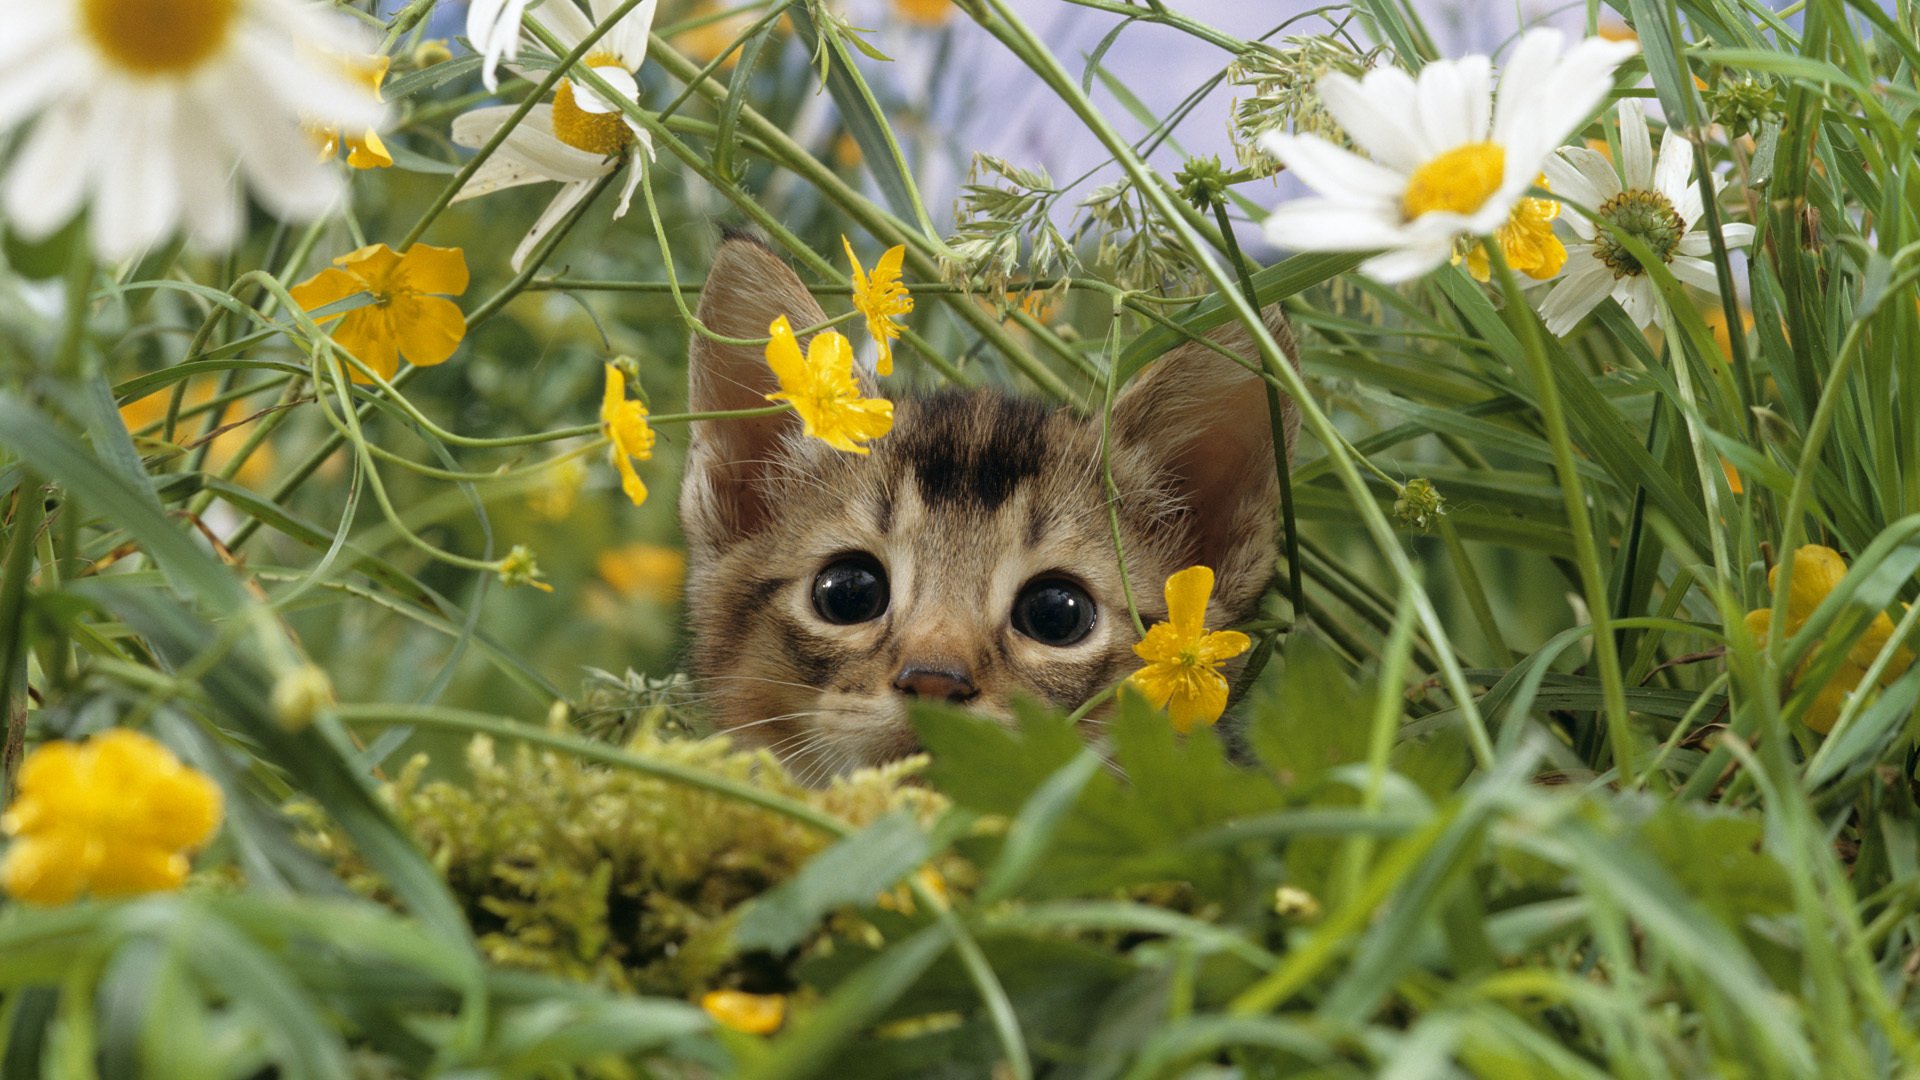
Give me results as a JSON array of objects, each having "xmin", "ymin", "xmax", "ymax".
[{"xmin": 892, "ymin": 665, "xmax": 979, "ymax": 704}]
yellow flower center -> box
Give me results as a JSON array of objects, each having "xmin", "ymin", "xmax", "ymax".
[
  {"xmin": 80, "ymin": 0, "xmax": 238, "ymax": 75},
  {"xmin": 1402, "ymin": 142, "xmax": 1506, "ymax": 220},
  {"xmin": 551, "ymin": 55, "xmax": 634, "ymax": 157}
]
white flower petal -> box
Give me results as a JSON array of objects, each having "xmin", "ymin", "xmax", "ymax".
[
  {"xmin": 1491, "ymin": 28, "xmax": 1566, "ymax": 147},
  {"xmin": 452, "ymin": 105, "xmax": 514, "ymax": 149},
  {"xmin": 573, "ymin": 65, "xmax": 638, "ymax": 114},
  {"xmin": 1260, "ymin": 132, "xmax": 1406, "ymax": 202},
  {"xmin": 471, "ymin": 0, "xmax": 534, "ymax": 89},
  {"xmin": 1618, "ymin": 275, "xmax": 1657, "ymax": 328},
  {"xmin": 218, "ymin": 75, "xmax": 341, "ymax": 221},
  {"xmin": 0, "ymin": 40, "xmax": 85, "ymax": 131},
  {"xmin": 91, "ymin": 89, "xmax": 180, "ymax": 260},
  {"xmin": 1502, "ymin": 33, "xmax": 1637, "ymax": 167},
  {"xmin": 511, "ymin": 181, "xmax": 597, "ymax": 272},
  {"xmin": 455, "ymin": 105, "xmax": 612, "ymax": 182},
  {"xmin": 1317, "ymin": 69, "xmax": 1425, "ymax": 171},
  {"xmin": 1260, "ymin": 198, "xmax": 1407, "ymax": 252},
  {"xmin": 612, "ymin": 152, "xmax": 644, "ymax": 218},
  {"xmin": 0, "ymin": 3, "xmax": 65, "ymax": 71},
  {"xmin": 1673, "ymin": 183, "xmax": 1705, "ymax": 231},
  {"xmin": 1654, "ymin": 127, "xmax": 1694, "ymax": 203},
  {"xmin": 1669, "ymin": 255, "xmax": 1725, "ymax": 291},
  {"xmin": 175, "ymin": 120, "xmax": 242, "ymax": 253},
  {"xmin": 542, "ymin": 0, "xmax": 596, "ymax": 53},
  {"xmin": 1538, "ymin": 255, "xmax": 1615, "ymax": 336},
  {"xmin": 1619, "ymin": 98, "xmax": 1653, "ymax": 191},
  {"xmin": 605, "ymin": 0, "xmax": 660, "ymax": 68},
  {"xmin": 1543, "ymin": 152, "xmax": 1608, "ymax": 239},
  {"xmin": 2, "ymin": 102, "xmax": 90, "ymax": 240},
  {"xmin": 1418, "ymin": 54, "xmax": 1491, "ymax": 151},
  {"xmin": 1359, "ymin": 238, "xmax": 1455, "ymax": 284},
  {"xmin": 1677, "ymin": 221, "xmax": 1753, "ymax": 256},
  {"xmin": 452, "ymin": 156, "xmax": 553, "ymax": 202}
]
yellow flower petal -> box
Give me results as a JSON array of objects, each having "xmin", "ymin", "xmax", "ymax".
[
  {"xmin": 286, "ymin": 267, "xmax": 363, "ymax": 321},
  {"xmin": 1, "ymin": 729, "xmax": 222, "ymax": 906},
  {"xmin": 347, "ymin": 127, "xmax": 393, "ymax": 169},
  {"xmin": 843, "ymin": 237, "xmax": 912, "ymax": 377},
  {"xmin": 397, "ymin": 243, "xmax": 471, "ymax": 296},
  {"xmin": 762, "ymin": 316, "xmax": 893, "ymax": 454},
  {"xmin": 1127, "ymin": 566, "xmax": 1247, "ymax": 733},
  {"xmin": 292, "ymin": 244, "xmax": 469, "ymax": 385},
  {"xmin": 1163, "ymin": 565, "xmax": 1215, "ymax": 640},
  {"xmin": 1769, "ymin": 544, "xmax": 1847, "ymax": 624},
  {"xmin": 599, "ymin": 364, "xmax": 655, "ymax": 507},
  {"xmin": 702, "ymin": 990, "xmax": 786, "ymax": 1035},
  {"xmin": 393, "ymin": 295, "xmax": 467, "ymax": 367},
  {"xmin": 330, "ymin": 308, "xmax": 403, "ymax": 383}
]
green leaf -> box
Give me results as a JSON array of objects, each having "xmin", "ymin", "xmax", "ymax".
[
  {"xmin": 2, "ymin": 217, "xmax": 85, "ymax": 281},
  {"xmin": 1246, "ymin": 632, "xmax": 1373, "ymax": 789},
  {"xmin": 1636, "ymin": 803, "xmax": 1793, "ymax": 925},
  {"xmin": 734, "ymin": 812, "xmax": 931, "ymax": 954}
]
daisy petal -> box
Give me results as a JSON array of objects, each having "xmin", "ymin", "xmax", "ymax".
[
  {"xmin": 1259, "ymin": 132, "xmax": 1406, "ymax": 202},
  {"xmin": 1618, "ymin": 276, "xmax": 1657, "ymax": 328},
  {"xmin": 1654, "ymin": 127, "xmax": 1694, "ymax": 202},
  {"xmin": 1359, "ymin": 239, "xmax": 1455, "ymax": 284},
  {"xmin": 542, "ymin": 0, "xmax": 595, "ymax": 52},
  {"xmin": 511, "ymin": 181, "xmax": 597, "ymax": 272},
  {"xmin": 1417, "ymin": 54, "xmax": 1491, "ymax": 150},
  {"xmin": 2, "ymin": 102, "xmax": 89, "ymax": 241},
  {"xmin": 1317, "ymin": 70, "xmax": 1425, "ymax": 171},
  {"xmin": 1620, "ymin": 98, "xmax": 1653, "ymax": 191},
  {"xmin": 606, "ymin": 0, "xmax": 661, "ymax": 67},
  {"xmin": 1260, "ymin": 199, "xmax": 1405, "ymax": 252},
  {"xmin": 1537, "ymin": 256, "xmax": 1614, "ymax": 336},
  {"xmin": 1669, "ymin": 255, "xmax": 1724, "ymax": 291}
]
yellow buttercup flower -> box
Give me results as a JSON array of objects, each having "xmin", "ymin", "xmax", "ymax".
[
  {"xmin": 1127, "ymin": 566, "xmax": 1252, "ymax": 734},
  {"xmin": 701, "ymin": 990, "xmax": 786, "ymax": 1035},
  {"xmin": 596, "ymin": 543, "xmax": 686, "ymax": 603},
  {"xmin": 894, "ymin": 0, "xmax": 952, "ymax": 25},
  {"xmin": 291, "ymin": 243, "xmax": 469, "ymax": 384},
  {"xmin": 2, "ymin": 729, "xmax": 223, "ymax": 906},
  {"xmin": 600, "ymin": 364, "xmax": 656, "ymax": 506},
  {"xmin": 119, "ymin": 380, "xmax": 276, "ymax": 489},
  {"xmin": 313, "ymin": 54, "xmax": 394, "ymax": 169},
  {"xmin": 1744, "ymin": 544, "xmax": 1915, "ymax": 733},
  {"xmin": 843, "ymin": 237, "xmax": 912, "ymax": 376},
  {"xmin": 763, "ymin": 316, "xmax": 894, "ymax": 454},
  {"xmin": 1460, "ymin": 177, "xmax": 1566, "ymax": 283}
]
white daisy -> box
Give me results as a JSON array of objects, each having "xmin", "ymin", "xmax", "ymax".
[
  {"xmin": 1259, "ymin": 29, "xmax": 1637, "ymax": 283},
  {"xmin": 1536, "ymin": 98, "xmax": 1757, "ymax": 335},
  {"xmin": 467, "ymin": 0, "xmax": 538, "ymax": 91},
  {"xmin": 450, "ymin": 0, "xmax": 658, "ymax": 271},
  {"xmin": 0, "ymin": 0, "xmax": 383, "ymax": 261}
]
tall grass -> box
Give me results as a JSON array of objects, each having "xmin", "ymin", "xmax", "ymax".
[{"xmin": 3, "ymin": 0, "xmax": 1919, "ymax": 1076}]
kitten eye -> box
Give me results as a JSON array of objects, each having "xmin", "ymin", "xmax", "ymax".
[
  {"xmin": 1012, "ymin": 577, "xmax": 1096, "ymax": 647},
  {"xmin": 811, "ymin": 554, "xmax": 889, "ymax": 625}
]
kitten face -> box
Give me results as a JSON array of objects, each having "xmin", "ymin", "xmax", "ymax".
[{"xmin": 680, "ymin": 237, "xmax": 1296, "ymax": 781}]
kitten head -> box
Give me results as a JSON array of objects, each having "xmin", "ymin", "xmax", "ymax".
[{"xmin": 680, "ymin": 236, "xmax": 1297, "ymax": 780}]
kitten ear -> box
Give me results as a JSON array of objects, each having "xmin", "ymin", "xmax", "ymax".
[
  {"xmin": 1114, "ymin": 304, "xmax": 1299, "ymax": 620},
  {"xmin": 682, "ymin": 235, "xmax": 831, "ymax": 547}
]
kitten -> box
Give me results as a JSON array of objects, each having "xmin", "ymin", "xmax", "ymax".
[{"xmin": 680, "ymin": 235, "xmax": 1297, "ymax": 779}]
